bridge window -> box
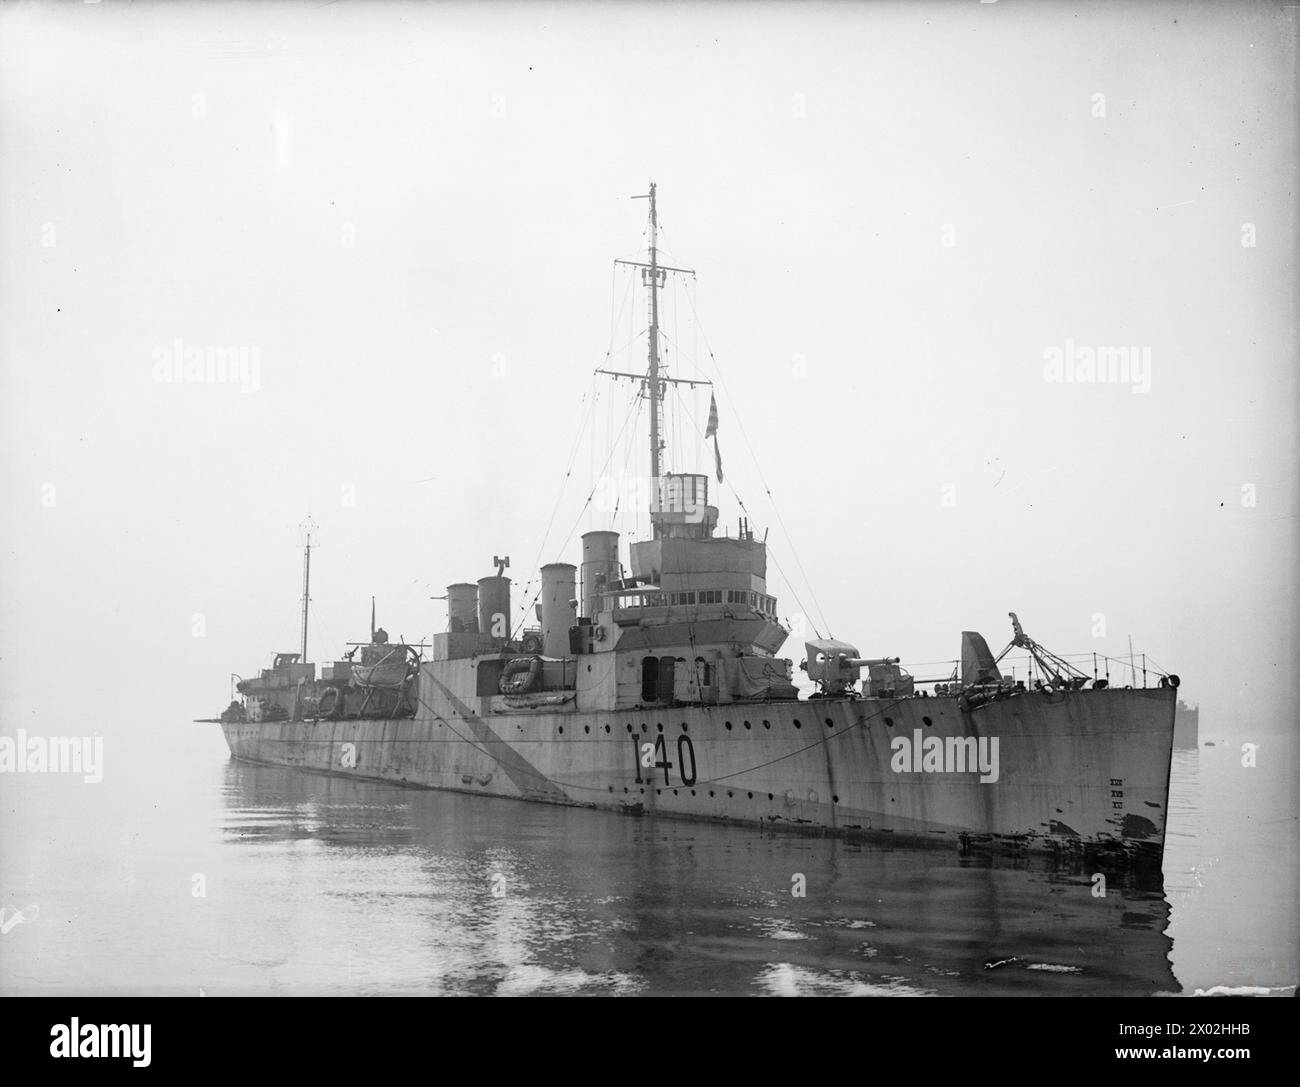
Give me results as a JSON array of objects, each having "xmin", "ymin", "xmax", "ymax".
[
  {"xmin": 694, "ymin": 656, "xmax": 712, "ymax": 687},
  {"xmin": 699, "ymin": 590, "xmax": 722, "ymax": 605}
]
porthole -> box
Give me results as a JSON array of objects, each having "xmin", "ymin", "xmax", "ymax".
[
  {"xmin": 626, "ymin": 724, "xmax": 633, "ymax": 733},
  {"xmin": 656, "ymin": 723, "xmax": 663, "ymax": 733},
  {"xmin": 922, "ymin": 716, "xmax": 933, "ymax": 727},
  {"xmin": 604, "ymin": 724, "xmax": 611, "ymax": 733},
  {"xmin": 681, "ymin": 722, "xmax": 688, "ymax": 733},
  {"xmin": 640, "ymin": 723, "xmax": 647, "ymax": 733},
  {"xmin": 884, "ymin": 717, "xmax": 894, "ymax": 727},
  {"xmin": 793, "ymin": 719, "xmax": 802, "ymax": 729},
  {"xmin": 558, "ymin": 726, "xmax": 564, "ymax": 734},
  {"xmin": 763, "ymin": 719, "xmax": 771, "ymax": 729},
  {"xmin": 584, "ymin": 725, "xmax": 590, "ymax": 734},
  {"xmin": 825, "ymin": 717, "xmax": 834, "ymax": 728},
  {"xmin": 725, "ymin": 721, "xmax": 733, "ymax": 730},
  {"xmin": 832, "ymin": 795, "xmax": 840, "ymax": 803},
  {"xmin": 747, "ymin": 792, "xmax": 754, "ymax": 799},
  {"xmin": 744, "ymin": 721, "xmax": 752, "ymax": 730},
  {"xmin": 767, "ymin": 793, "xmax": 774, "ymax": 800}
]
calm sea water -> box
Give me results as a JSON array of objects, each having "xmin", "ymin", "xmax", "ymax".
[{"xmin": 1, "ymin": 719, "xmax": 1295, "ymax": 996}]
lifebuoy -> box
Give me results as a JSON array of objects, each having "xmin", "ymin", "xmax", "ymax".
[
  {"xmin": 317, "ymin": 687, "xmax": 342, "ymax": 719},
  {"xmin": 499, "ymin": 656, "xmax": 542, "ymax": 695}
]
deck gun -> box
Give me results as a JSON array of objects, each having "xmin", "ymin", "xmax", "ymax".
[{"xmin": 801, "ymin": 640, "xmax": 914, "ymax": 697}]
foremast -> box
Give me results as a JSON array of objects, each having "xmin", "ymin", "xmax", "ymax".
[
  {"xmin": 603, "ymin": 181, "xmax": 702, "ymax": 528},
  {"xmin": 643, "ymin": 182, "xmax": 663, "ymax": 483}
]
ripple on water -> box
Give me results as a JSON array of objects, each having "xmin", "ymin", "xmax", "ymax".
[
  {"xmin": 753, "ymin": 918, "xmax": 812, "ymax": 941},
  {"xmin": 757, "ymin": 963, "xmax": 935, "ymax": 997},
  {"xmin": 493, "ymin": 964, "xmax": 643, "ymax": 996}
]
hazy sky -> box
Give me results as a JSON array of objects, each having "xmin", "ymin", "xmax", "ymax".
[{"xmin": 0, "ymin": 0, "xmax": 1295, "ymax": 742}]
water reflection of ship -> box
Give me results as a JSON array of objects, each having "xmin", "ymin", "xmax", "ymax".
[
  {"xmin": 217, "ymin": 759, "xmax": 1176, "ymax": 995},
  {"xmin": 1174, "ymin": 699, "xmax": 1199, "ymax": 748}
]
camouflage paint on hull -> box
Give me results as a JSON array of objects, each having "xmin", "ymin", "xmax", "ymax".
[{"xmin": 221, "ymin": 683, "xmax": 1175, "ymax": 865}]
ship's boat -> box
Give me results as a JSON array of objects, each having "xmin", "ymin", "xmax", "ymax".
[
  {"xmin": 205, "ymin": 184, "xmax": 1179, "ymax": 868},
  {"xmin": 350, "ymin": 636, "xmax": 417, "ymax": 688}
]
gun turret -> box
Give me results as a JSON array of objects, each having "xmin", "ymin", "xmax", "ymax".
[{"xmin": 800, "ymin": 640, "xmax": 914, "ymax": 697}]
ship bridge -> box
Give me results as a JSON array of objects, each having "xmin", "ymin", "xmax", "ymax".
[
  {"xmin": 563, "ymin": 473, "xmax": 796, "ymax": 708},
  {"xmin": 583, "ymin": 473, "xmax": 787, "ymax": 655}
]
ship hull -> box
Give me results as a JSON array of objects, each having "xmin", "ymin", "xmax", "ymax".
[{"xmin": 220, "ymin": 684, "xmax": 1176, "ymax": 866}]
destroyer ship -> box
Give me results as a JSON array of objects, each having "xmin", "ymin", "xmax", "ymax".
[{"xmin": 204, "ymin": 184, "xmax": 1179, "ymax": 866}]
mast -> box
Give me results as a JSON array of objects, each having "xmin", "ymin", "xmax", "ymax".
[
  {"xmin": 647, "ymin": 181, "xmax": 662, "ymax": 483},
  {"xmin": 299, "ymin": 516, "xmax": 317, "ymax": 661},
  {"xmin": 601, "ymin": 185, "xmax": 702, "ymax": 525}
]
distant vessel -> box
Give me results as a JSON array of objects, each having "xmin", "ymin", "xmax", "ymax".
[
  {"xmin": 1173, "ymin": 699, "xmax": 1199, "ymax": 748},
  {"xmin": 202, "ymin": 184, "xmax": 1179, "ymax": 867}
]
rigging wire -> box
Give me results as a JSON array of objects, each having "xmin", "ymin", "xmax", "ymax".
[
  {"xmin": 657, "ymin": 219, "xmax": 830, "ymax": 631},
  {"xmin": 691, "ymin": 281, "xmax": 702, "ymax": 469},
  {"xmin": 504, "ymin": 263, "xmax": 636, "ymax": 639},
  {"xmin": 610, "ymin": 392, "xmax": 643, "ymax": 536},
  {"xmin": 510, "ymin": 376, "xmax": 601, "ymax": 631},
  {"xmin": 674, "ymin": 280, "xmax": 833, "ymax": 638},
  {"xmin": 665, "ymin": 381, "xmax": 824, "ymax": 640},
  {"xmin": 509, "ymin": 383, "xmax": 644, "ymax": 640},
  {"xmin": 676, "ymin": 267, "xmax": 686, "ymax": 470}
]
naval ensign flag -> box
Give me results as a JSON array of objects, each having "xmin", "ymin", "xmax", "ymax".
[{"xmin": 704, "ymin": 392, "xmax": 723, "ymax": 483}]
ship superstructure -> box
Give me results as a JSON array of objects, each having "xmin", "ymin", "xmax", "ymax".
[{"xmin": 206, "ymin": 184, "xmax": 1179, "ymax": 866}]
